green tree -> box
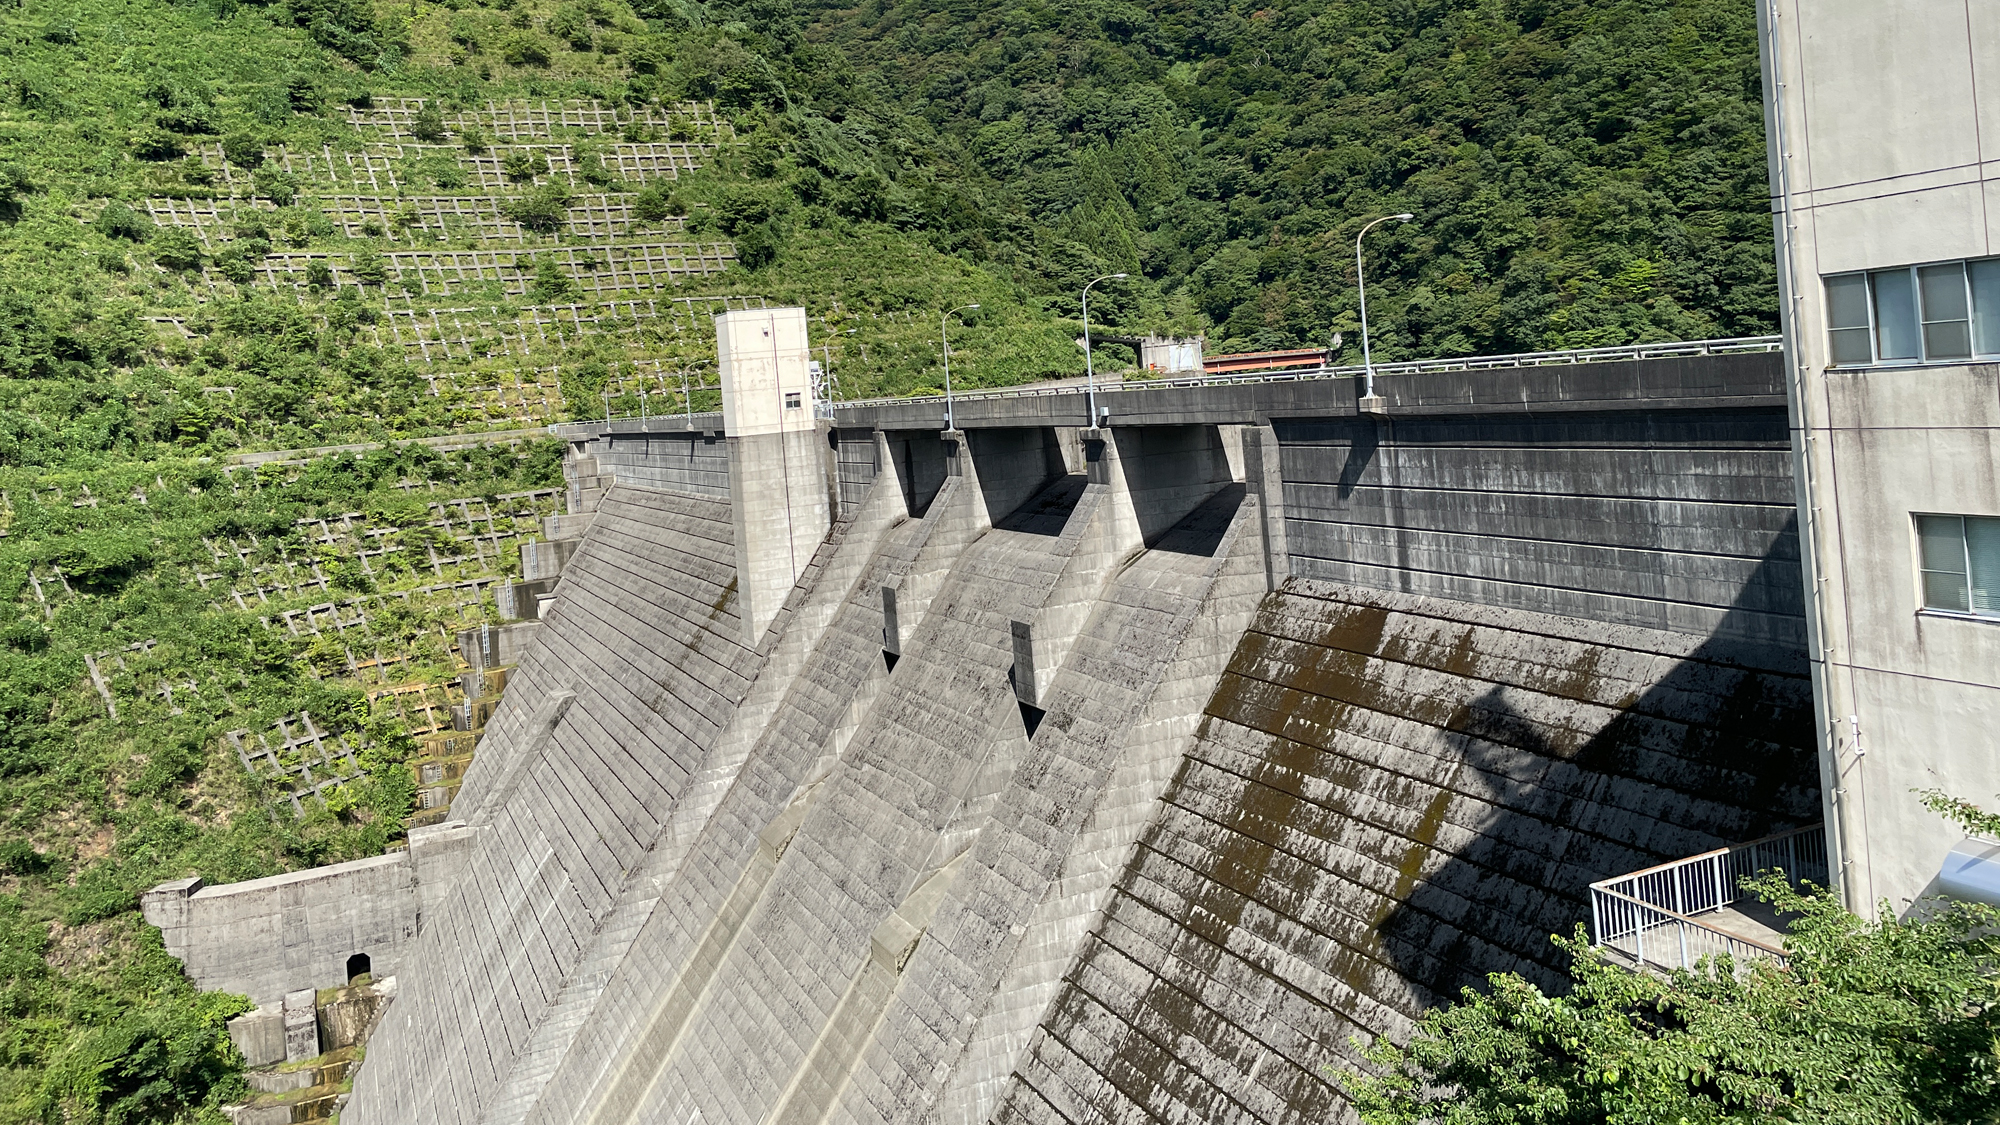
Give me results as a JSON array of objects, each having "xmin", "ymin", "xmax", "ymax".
[
  {"xmin": 94, "ymin": 203, "xmax": 152, "ymax": 243},
  {"xmin": 504, "ymin": 184, "xmax": 572, "ymax": 234},
  {"xmin": 410, "ymin": 104, "xmax": 448, "ymax": 144},
  {"xmin": 219, "ymin": 131, "xmax": 265, "ymax": 169},
  {"xmin": 528, "ymin": 257, "xmax": 575, "ymax": 302},
  {"xmin": 500, "ymin": 31, "xmax": 552, "ymax": 67},
  {"xmin": 1345, "ymin": 878, "xmax": 2000, "ymax": 1124},
  {"xmin": 151, "ymin": 228, "xmax": 203, "ymax": 272}
]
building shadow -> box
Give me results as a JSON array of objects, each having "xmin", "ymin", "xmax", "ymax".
[{"xmin": 1373, "ymin": 541, "xmax": 1821, "ymax": 1003}]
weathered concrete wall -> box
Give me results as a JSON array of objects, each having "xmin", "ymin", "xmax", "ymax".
[
  {"xmin": 347, "ymin": 485, "xmax": 777, "ymax": 1125},
  {"xmin": 1275, "ymin": 407, "xmax": 1804, "ymax": 646},
  {"xmin": 995, "ymin": 579, "xmax": 1819, "ymax": 1125},
  {"xmin": 588, "ymin": 430, "xmax": 730, "ymax": 499},
  {"xmin": 140, "ymin": 822, "xmax": 472, "ymax": 1009}
]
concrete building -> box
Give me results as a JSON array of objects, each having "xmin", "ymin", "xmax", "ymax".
[{"xmin": 1760, "ymin": 0, "xmax": 2000, "ymax": 910}]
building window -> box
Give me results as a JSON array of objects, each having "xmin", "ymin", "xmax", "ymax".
[
  {"xmin": 1917, "ymin": 514, "xmax": 2000, "ymax": 617},
  {"xmin": 1825, "ymin": 273, "xmax": 1872, "ymax": 365},
  {"xmin": 784, "ymin": 392, "xmax": 801, "ymax": 409},
  {"xmin": 1826, "ymin": 256, "xmax": 2000, "ymax": 366}
]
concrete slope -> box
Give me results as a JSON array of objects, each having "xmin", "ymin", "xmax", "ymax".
[
  {"xmin": 525, "ymin": 465, "xmax": 996, "ymax": 1125},
  {"xmin": 827, "ymin": 483, "xmax": 1269, "ymax": 1125},
  {"xmin": 480, "ymin": 442, "xmax": 915, "ymax": 1125},
  {"xmin": 994, "ymin": 578, "xmax": 1820, "ymax": 1125},
  {"xmin": 347, "ymin": 486, "xmax": 772, "ymax": 1125},
  {"xmin": 582, "ymin": 470, "xmax": 1107, "ymax": 1125}
]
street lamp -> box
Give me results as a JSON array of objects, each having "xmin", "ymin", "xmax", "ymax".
[
  {"xmin": 1355, "ymin": 213, "xmax": 1414, "ymax": 405},
  {"xmin": 1082, "ymin": 272, "xmax": 1128, "ymax": 427},
  {"xmin": 941, "ymin": 304, "xmax": 979, "ymax": 430}
]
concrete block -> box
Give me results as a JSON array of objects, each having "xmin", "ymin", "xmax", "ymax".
[
  {"xmin": 227, "ymin": 1006, "xmax": 286, "ymax": 1069},
  {"xmin": 496, "ymin": 578, "xmax": 555, "ymax": 621},
  {"xmin": 282, "ymin": 989, "xmax": 319, "ymax": 1063},
  {"xmin": 544, "ymin": 512, "xmax": 596, "ymax": 539}
]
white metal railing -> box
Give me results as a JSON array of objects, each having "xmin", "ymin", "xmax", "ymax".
[
  {"xmin": 1589, "ymin": 823, "xmax": 1827, "ymax": 972},
  {"xmin": 827, "ymin": 335, "xmax": 1784, "ymax": 412}
]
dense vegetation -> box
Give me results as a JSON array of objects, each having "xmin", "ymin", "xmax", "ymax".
[
  {"xmin": 0, "ymin": 0, "xmax": 1782, "ymax": 1118},
  {"xmin": 1345, "ymin": 874, "xmax": 2000, "ymax": 1124}
]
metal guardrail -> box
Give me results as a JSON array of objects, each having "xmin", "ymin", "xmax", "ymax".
[
  {"xmin": 1589, "ymin": 823, "xmax": 1827, "ymax": 972},
  {"xmin": 827, "ymin": 335, "xmax": 1784, "ymax": 412}
]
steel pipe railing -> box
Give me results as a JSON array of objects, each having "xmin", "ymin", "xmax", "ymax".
[
  {"xmin": 827, "ymin": 335, "xmax": 1783, "ymax": 412},
  {"xmin": 1589, "ymin": 823, "xmax": 1827, "ymax": 973}
]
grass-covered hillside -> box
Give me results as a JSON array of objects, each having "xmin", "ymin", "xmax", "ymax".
[{"xmin": 0, "ymin": 0, "xmax": 1777, "ymax": 1119}]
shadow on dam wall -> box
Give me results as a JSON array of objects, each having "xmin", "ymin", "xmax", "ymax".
[{"xmin": 995, "ymin": 408, "xmax": 1823, "ymax": 1125}]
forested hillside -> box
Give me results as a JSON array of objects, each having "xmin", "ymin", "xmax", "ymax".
[{"xmin": 0, "ymin": 0, "xmax": 1775, "ymax": 1118}]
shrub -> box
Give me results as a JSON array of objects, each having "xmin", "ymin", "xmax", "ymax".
[
  {"xmin": 131, "ymin": 126, "xmax": 185, "ymax": 161},
  {"xmin": 351, "ymin": 249, "xmax": 390, "ymax": 286},
  {"xmin": 285, "ymin": 73, "xmax": 322, "ymax": 112},
  {"xmin": 577, "ymin": 152, "xmax": 617, "ymax": 188},
  {"xmin": 94, "ymin": 202, "xmax": 153, "ymax": 243},
  {"xmin": 527, "ymin": 257, "xmax": 574, "ymax": 302},
  {"xmin": 156, "ymin": 102, "xmax": 219, "ymax": 135},
  {"xmin": 633, "ymin": 183, "xmax": 674, "ymax": 221},
  {"xmin": 0, "ymin": 162, "xmax": 37, "ymax": 202},
  {"xmin": 220, "ymin": 131, "xmax": 265, "ymax": 169},
  {"xmin": 217, "ymin": 252, "xmax": 255, "ymax": 285},
  {"xmin": 254, "ymin": 167, "xmax": 299, "ymax": 206},
  {"xmin": 152, "ymin": 228, "xmax": 204, "ymax": 271},
  {"xmin": 56, "ymin": 528, "xmax": 156, "ymax": 588},
  {"xmin": 410, "ymin": 104, "xmax": 448, "ymax": 144},
  {"xmin": 306, "ymin": 259, "xmax": 334, "ymax": 290},
  {"xmin": 548, "ymin": 7, "xmax": 592, "ymax": 50},
  {"xmin": 448, "ymin": 15, "xmax": 484, "ymax": 51},
  {"xmin": 502, "ymin": 149, "xmax": 548, "ymax": 182},
  {"xmin": 179, "ymin": 157, "xmax": 216, "ymax": 186},
  {"xmin": 503, "ymin": 183, "xmax": 571, "ymax": 233},
  {"xmin": 459, "ymin": 123, "xmax": 489, "ymax": 155},
  {"xmin": 0, "ymin": 838, "xmax": 53, "ymax": 876},
  {"xmin": 500, "ymin": 31, "xmax": 551, "ymax": 66},
  {"xmin": 735, "ymin": 221, "xmax": 778, "ymax": 269}
]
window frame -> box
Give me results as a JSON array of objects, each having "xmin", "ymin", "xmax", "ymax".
[
  {"xmin": 1915, "ymin": 512, "xmax": 2000, "ymax": 622},
  {"xmin": 1825, "ymin": 256, "xmax": 2000, "ymax": 368}
]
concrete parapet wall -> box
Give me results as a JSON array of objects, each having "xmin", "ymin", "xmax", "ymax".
[
  {"xmin": 141, "ymin": 825, "xmax": 471, "ymax": 1010},
  {"xmin": 590, "ymin": 430, "xmax": 731, "ymax": 499},
  {"xmin": 1274, "ymin": 407, "xmax": 1804, "ymax": 646}
]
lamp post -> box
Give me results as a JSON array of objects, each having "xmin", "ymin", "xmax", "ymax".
[
  {"xmin": 1355, "ymin": 213, "xmax": 1413, "ymax": 405},
  {"xmin": 941, "ymin": 304, "xmax": 979, "ymax": 430},
  {"xmin": 1081, "ymin": 272, "xmax": 1128, "ymax": 427}
]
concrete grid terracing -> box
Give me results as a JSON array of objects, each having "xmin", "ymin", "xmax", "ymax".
[{"xmin": 303, "ymin": 350, "xmax": 1817, "ymax": 1125}]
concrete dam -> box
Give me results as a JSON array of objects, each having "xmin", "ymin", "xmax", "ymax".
[{"xmin": 310, "ymin": 325, "xmax": 1820, "ymax": 1124}]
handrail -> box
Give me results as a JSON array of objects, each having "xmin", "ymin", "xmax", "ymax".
[
  {"xmin": 1589, "ymin": 823, "xmax": 1825, "ymax": 973},
  {"xmin": 825, "ymin": 335, "xmax": 1784, "ymax": 412},
  {"xmin": 585, "ymin": 334, "xmax": 1786, "ymax": 423},
  {"xmin": 1592, "ymin": 885, "xmax": 1790, "ymax": 958}
]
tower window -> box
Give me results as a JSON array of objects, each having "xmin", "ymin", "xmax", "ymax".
[
  {"xmin": 1917, "ymin": 514, "xmax": 2000, "ymax": 617},
  {"xmin": 1826, "ymin": 256, "xmax": 2000, "ymax": 366}
]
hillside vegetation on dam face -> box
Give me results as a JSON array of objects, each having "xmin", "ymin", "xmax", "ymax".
[{"xmin": 346, "ymin": 359, "xmax": 1818, "ymax": 1125}]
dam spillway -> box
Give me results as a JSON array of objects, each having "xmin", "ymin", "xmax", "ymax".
[{"xmin": 330, "ymin": 344, "xmax": 1819, "ymax": 1125}]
